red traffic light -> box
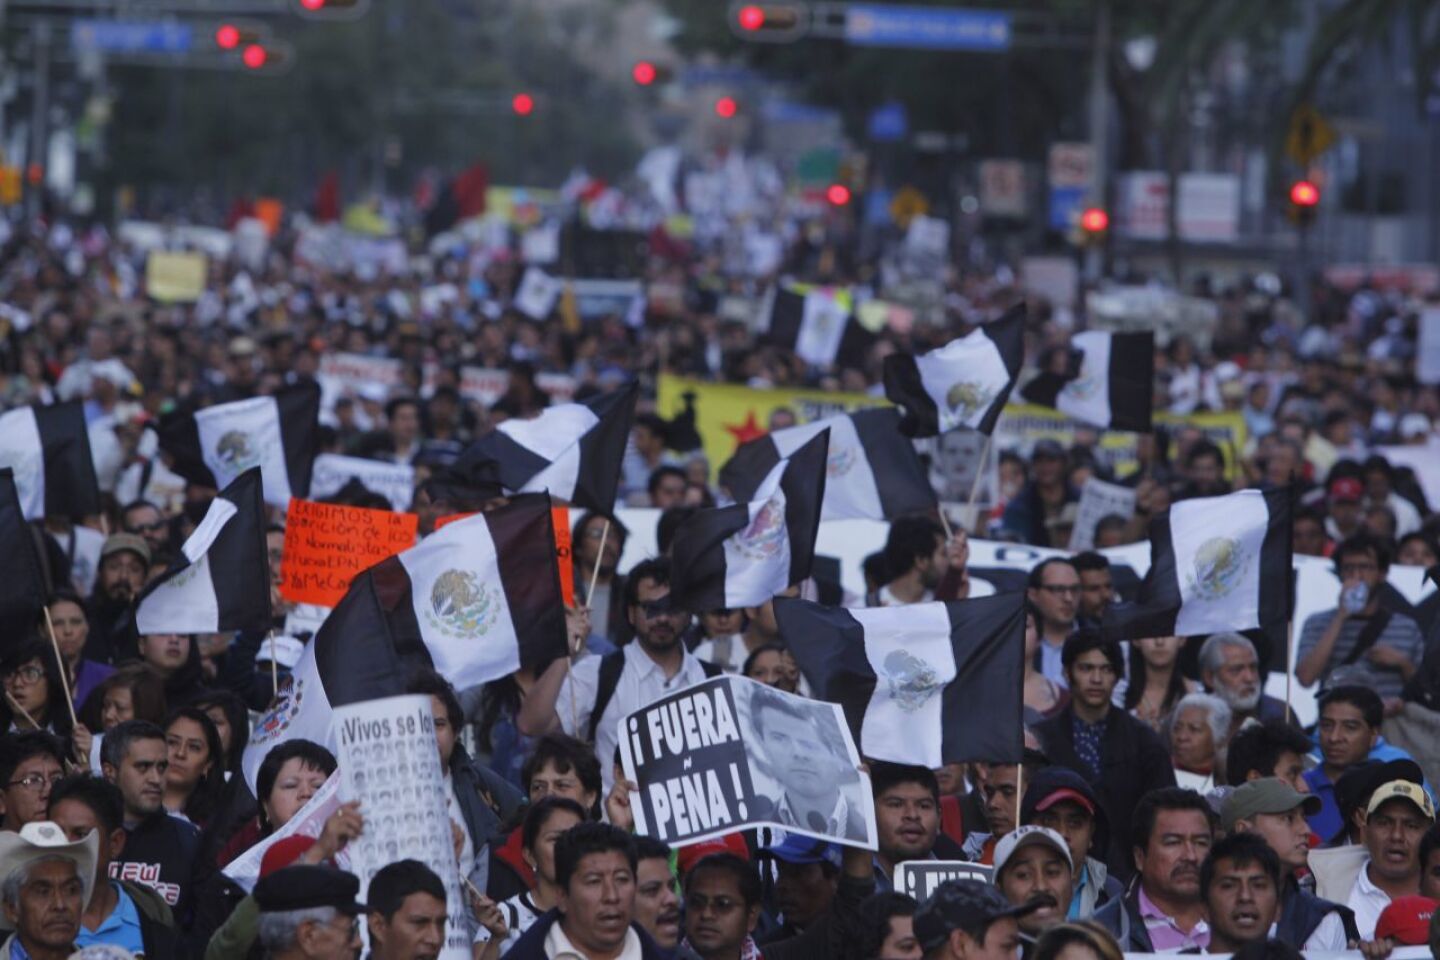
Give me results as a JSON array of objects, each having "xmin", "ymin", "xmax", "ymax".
[
  {"xmin": 299, "ymin": 0, "xmax": 324, "ymax": 8},
  {"xmin": 512, "ymin": 93, "xmax": 535, "ymax": 116},
  {"xmin": 632, "ymin": 61, "xmax": 657, "ymax": 86},
  {"xmin": 826, "ymin": 184, "xmax": 852, "ymax": 206},
  {"xmin": 1080, "ymin": 207, "xmax": 1109, "ymax": 233},
  {"xmin": 714, "ymin": 96, "xmax": 738, "ymax": 119},
  {"xmin": 215, "ymin": 24, "xmax": 241, "ymax": 49},
  {"xmin": 242, "ymin": 44, "xmax": 268, "ymax": 69},
  {"xmin": 1290, "ymin": 180, "xmax": 1320, "ymax": 208},
  {"xmin": 738, "ymin": 5, "xmax": 765, "ymax": 30}
]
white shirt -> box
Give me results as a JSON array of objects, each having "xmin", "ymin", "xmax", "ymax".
[
  {"xmin": 474, "ymin": 891, "xmax": 541, "ymax": 953},
  {"xmin": 1345, "ymin": 859, "xmax": 1392, "ymax": 941},
  {"xmin": 692, "ymin": 634, "xmax": 748, "ymax": 673},
  {"xmin": 876, "ymin": 584, "xmax": 933, "ymax": 607},
  {"xmin": 545, "ymin": 920, "xmax": 644, "ymax": 960},
  {"xmin": 557, "ymin": 641, "xmax": 711, "ymax": 793},
  {"xmin": 1301, "ymin": 911, "xmax": 1349, "ymax": 952}
]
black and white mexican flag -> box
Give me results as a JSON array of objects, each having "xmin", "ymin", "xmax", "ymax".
[
  {"xmin": 762, "ymin": 285, "xmax": 875, "ymax": 369},
  {"xmin": 882, "ymin": 305, "xmax": 1026, "ymax": 437},
  {"xmin": 775, "ymin": 593, "xmax": 1026, "ymax": 766},
  {"xmin": 134, "ymin": 468, "xmax": 271, "ymax": 636},
  {"xmin": 670, "ymin": 431, "xmax": 827, "ymax": 612},
  {"xmin": 241, "ymin": 492, "xmax": 569, "ymax": 791},
  {"xmin": 455, "ymin": 381, "xmax": 637, "ymax": 512},
  {"xmin": 719, "ymin": 408, "xmax": 934, "ymax": 522},
  {"xmin": 0, "ymin": 468, "xmax": 46, "ymax": 647},
  {"xmin": 1020, "ymin": 330, "xmax": 1154, "ymax": 432},
  {"xmin": 1103, "ymin": 487, "xmax": 1292, "ymax": 641},
  {"xmin": 0, "ymin": 401, "xmax": 101, "ymax": 520},
  {"xmin": 156, "ymin": 381, "xmax": 321, "ymax": 508}
]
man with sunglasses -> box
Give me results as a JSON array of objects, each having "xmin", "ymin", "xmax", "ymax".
[
  {"xmin": 518, "ymin": 558, "xmax": 719, "ymax": 793},
  {"xmin": 121, "ymin": 500, "xmax": 170, "ymax": 561},
  {"xmin": 0, "ymin": 731, "xmax": 66, "ymax": 831},
  {"xmin": 681, "ymin": 853, "xmax": 764, "ymax": 960}
]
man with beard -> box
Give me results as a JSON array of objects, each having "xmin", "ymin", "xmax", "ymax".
[
  {"xmin": 872, "ymin": 517, "xmax": 950, "ymax": 607},
  {"xmin": 1199, "ymin": 633, "xmax": 1294, "ymax": 732},
  {"xmin": 993, "ymin": 826, "xmax": 1074, "ymax": 941},
  {"xmin": 1198, "ymin": 834, "xmax": 1282, "ymax": 954},
  {"xmin": 1071, "ymin": 553, "xmax": 1114, "ymax": 630},
  {"xmin": 749, "ymin": 686, "xmax": 866, "ymax": 841},
  {"xmin": 519, "ymin": 558, "xmax": 718, "ymax": 792},
  {"xmin": 1093, "ymin": 788, "xmax": 1216, "ymax": 951},
  {"xmin": 86, "ymin": 534, "xmax": 149, "ymax": 663}
]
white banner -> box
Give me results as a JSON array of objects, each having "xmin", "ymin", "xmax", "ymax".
[
  {"xmin": 223, "ymin": 772, "xmax": 347, "ymax": 893},
  {"xmin": 1069, "ymin": 478, "xmax": 1137, "ymax": 551},
  {"xmin": 336, "ymin": 695, "xmax": 470, "ymax": 960},
  {"xmin": 309, "ymin": 454, "xmax": 416, "ymax": 513}
]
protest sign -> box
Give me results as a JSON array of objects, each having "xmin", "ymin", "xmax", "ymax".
[
  {"xmin": 335, "ymin": 695, "xmax": 469, "ymax": 960},
  {"xmin": 894, "ymin": 861, "xmax": 993, "ymax": 901},
  {"xmin": 145, "ymin": 251, "xmax": 208, "ymax": 303},
  {"xmin": 309, "ymin": 454, "xmax": 416, "ymax": 513},
  {"xmin": 1374, "ymin": 444, "xmax": 1440, "ymax": 516},
  {"xmin": 1420, "ymin": 308, "xmax": 1440, "ymax": 385},
  {"xmin": 316, "ymin": 352, "xmax": 405, "ymax": 411},
  {"xmin": 1069, "ymin": 478, "xmax": 1137, "ymax": 551},
  {"xmin": 223, "ymin": 772, "xmax": 346, "ymax": 893},
  {"xmin": 619, "ymin": 675, "xmax": 876, "ymax": 850},
  {"xmin": 279, "ymin": 499, "xmax": 418, "ymax": 607},
  {"xmin": 437, "ymin": 506, "xmax": 575, "ymax": 606}
]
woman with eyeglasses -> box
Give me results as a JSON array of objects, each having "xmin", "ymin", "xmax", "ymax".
[
  {"xmin": 47, "ymin": 592, "xmax": 114, "ymax": 709},
  {"xmin": 1, "ymin": 637, "xmax": 76, "ymax": 742}
]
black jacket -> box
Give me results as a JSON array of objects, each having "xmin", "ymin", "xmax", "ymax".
[
  {"xmin": 116, "ymin": 878, "xmax": 185, "ymax": 959},
  {"xmin": 115, "ymin": 811, "xmax": 202, "ymax": 928},
  {"xmin": 1033, "ymin": 707, "xmax": 1175, "ymax": 883},
  {"xmin": 503, "ymin": 908, "xmax": 667, "ymax": 960},
  {"xmin": 1276, "ymin": 882, "xmax": 1358, "ymax": 949},
  {"xmin": 1092, "ymin": 886, "xmax": 1153, "ymax": 953},
  {"xmin": 450, "ymin": 743, "xmax": 525, "ymax": 891},
  {"xmin": 763, "ymin": 873, "xmax": 877, "ymax": 960}
]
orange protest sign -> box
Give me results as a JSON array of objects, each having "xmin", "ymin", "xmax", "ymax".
[
  {"xmin": 279, "ymin": 499, "xmax": 418, "ymax": 607},
  {"xmin": 435, "ymin": 506, "xmax": 575, "ymax": 606}
]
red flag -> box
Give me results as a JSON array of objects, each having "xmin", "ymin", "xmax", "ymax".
[{"xmin": 454, "ymin": 164, "xmax": 488, "ymax": 220}]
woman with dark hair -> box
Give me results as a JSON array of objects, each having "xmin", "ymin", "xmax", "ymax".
[
  {"xmin": 1118, "ymin": 635, "xmax": 1198, "ymax": 731},
  {"xmin": 47, "ymin": 592, "xmax": 114, "ymax": 708},
  {"xmin": 134, "ymin": 632, "xmax": 210, "ymax": 707},
  {"xmin": 192, "ymin": 690, "xmax": 250, "ymax": 777},
  {"xmin": 1, "ymin": 636, "xmax": 76, "ymax": 741},
  {"xmin": 216, "ymin": 739, "xmax": 341, "ymax": 866},
  {"xmin": 477, "ymin": 796, "xmax": 587, "ymax": 955},
  {"xmin": 162, "ymin": 706, "xmax": 227, "ymax": 825},
  {"xmin": 741, "ymin": 643, "xmax": 800, "ymax": 694},
  {"xmin": 79, "ymin": 663, "xmax": 167, "ymax": 732}
]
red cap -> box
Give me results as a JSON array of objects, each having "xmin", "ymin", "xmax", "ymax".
[
  {"xmin": 1329, "ymin": 477, "xmax": 1363, "ymax": 503},
  {"xmin": 1034, "ymin": 787, "xmax": 1097, "ymax": 816},
  {"xmin": 260, "ymin": 836, "xmax": 317, "ymax": 878},
  {"xmin": 1375, "ymin": 896, "xmax": 1438, "ymax": 945},
  {"xmin": 675, "ymin": 833, "xmax": 749, "ymax": 876}
]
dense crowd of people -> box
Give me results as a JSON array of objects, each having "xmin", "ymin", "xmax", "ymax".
[{"xmin": 3, "ymin": 205, "xmax": 1440, "ymax": 960}]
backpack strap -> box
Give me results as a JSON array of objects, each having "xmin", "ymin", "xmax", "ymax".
[
  {"xmin": 1340, "ymin": 609, "xmax": 1392, "ymax": 666},
  {"xmin": 587, "ymin": 651, "xmax": 627, "ymax": 744},
  {"xmin": 699, "ymin": 659, "xmax": 723, "ymax": 679}
]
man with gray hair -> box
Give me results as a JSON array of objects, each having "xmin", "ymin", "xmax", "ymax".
[
  {"xmin": 253, "ymin": 864, "xmax": 364, "ymax": 960},
  {"xmin": 1198, "ymin": 632, "xmax": 1294, "ymax": 734},
  {"xmin": 0, "ymin": 820, "xmax": 98, "ymax": 960}
]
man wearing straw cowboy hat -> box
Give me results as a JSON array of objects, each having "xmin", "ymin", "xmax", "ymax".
[{"xmin": 0, "ymin": 819, "xmax": 98, "ymax": 959}]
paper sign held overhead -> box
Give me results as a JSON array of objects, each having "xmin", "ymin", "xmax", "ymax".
[
  {"xmin": 279, "ymin": 499, "xmax": 418, "ymax": 607},
  {"xmin": 145, "ymin": 251, "xmax": 208, "ymax": 303}
]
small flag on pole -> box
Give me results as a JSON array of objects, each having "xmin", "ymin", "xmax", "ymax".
[
  {"xmin": 1021, "ymin": 330, "xmax": 1154, "ymax": 432},
  {"xmin": 883, "ymin": 305, "xmax": 1025, "ymax": 436}
]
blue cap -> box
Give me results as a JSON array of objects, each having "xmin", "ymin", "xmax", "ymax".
[{"xmin": 758, "ymin": 834, "xmax": 842, "ymax": 870}]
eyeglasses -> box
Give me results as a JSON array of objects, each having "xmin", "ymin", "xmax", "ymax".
[
  {"xmin": 1037, "ymin": 585, "xmax": 1081, "ymax": 596},
  {"xmin": 685, "ymin": 894, "xmax": 743, "ymax": 915},
  {"xmin": 4, "ymin": 666, "xmax": 44, "ymax": 685},
  {"xmin": 7, "ymin": 772, "xmax": 63, "ymax": 792},
  {"xmin": 127, "ymin": 520, "xmax": 166, "ymax": 535},
  {"xmin": 638, "ymin": 600, "xmax": 680, "ymax": 620}
]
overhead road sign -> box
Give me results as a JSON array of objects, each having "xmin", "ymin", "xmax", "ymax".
[{"xmin": 844, "ymin": 4, "xmax": 1011, "ymax": 52}]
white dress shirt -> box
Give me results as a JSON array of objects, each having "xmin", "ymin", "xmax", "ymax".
[{"xmin": 1345, "ymin": 860, "xmax": 1392, "ymax": 941}]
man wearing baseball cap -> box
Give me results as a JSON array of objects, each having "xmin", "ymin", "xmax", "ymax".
[
  {"xmin": 1222, "ymin": 777, "xmax": 1356, "ymax": 950},
  {"xmin": 755, "ymin": 835, "xmax": 840, "ymax": 944},
  {"xmin": 912, "ymin": 878, "xmax": 1039, "ymax": 960},
  {"xmin": 1347, "ymin": 778, "xmax": 1436, "ymax": 940},
  {"xmin": 992, "ymin": 826, "xmax": 1074, "ymax": 940},
  {"xmin": 1021, "ymin": 768, "xmax": 1122, "ymax": 920}
]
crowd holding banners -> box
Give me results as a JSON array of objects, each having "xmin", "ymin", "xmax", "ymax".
[{"xmin": 4, "ymin": 177, "xmax": 1440, "ymax": 960}]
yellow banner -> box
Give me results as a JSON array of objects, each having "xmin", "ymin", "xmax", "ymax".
[
  {"xmin": 657, "ymin": 375, "xmax": 887, "ymax": 477},
  {"xmin": 145, "ymin": 251, "xmax": 208, "ymax": 303}
]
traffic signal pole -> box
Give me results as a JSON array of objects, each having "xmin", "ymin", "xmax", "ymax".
[{"xmin": 1084, "ymin": 0, "xmax": 1109, "ymax": 285}]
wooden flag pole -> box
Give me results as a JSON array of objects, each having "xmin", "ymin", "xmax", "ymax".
[
  {"xmin": 42, "ymin": 606, "xmax": 79, "ymax": 729},
  {"xmin": 965, "ymin": 436, "xmax": 993, "ymax": 535},
  {"xmin": 586, "ymin": 519, "xmax": 611, "ymax": 607},
  {"xmin": 6, "ymin": 690, "xmax": 39, "ymax": 730},
  {"xmin": 1014, "ymin": 760, "xmax": 1023, "ymax": 831}
]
